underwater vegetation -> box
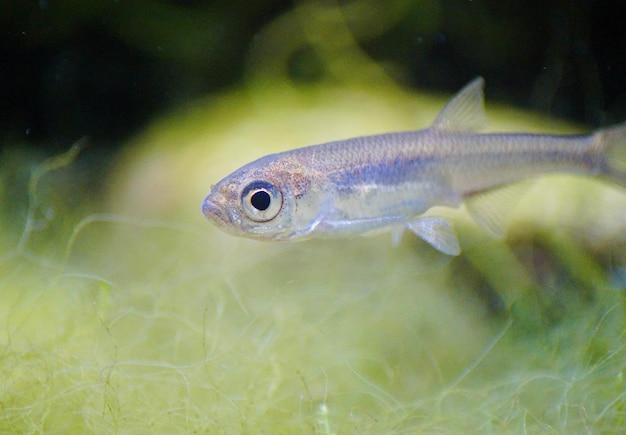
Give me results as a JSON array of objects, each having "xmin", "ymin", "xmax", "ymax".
[
  {"xmin": 2, "ymin": 0, "xmax": 626, "ymax": 432},
  {"xmin": 2, "ymin": 83, "xmax": 626, "ymax": 433}
]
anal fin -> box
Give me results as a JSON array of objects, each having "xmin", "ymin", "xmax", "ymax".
[{"xmin": 464, "ymin": 181, "xmax": 533, "ymax": 238}]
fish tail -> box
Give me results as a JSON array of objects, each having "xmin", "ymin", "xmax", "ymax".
[{"xmin": 599, "ymin": 122, "xmax": 626, "ymax": 187}]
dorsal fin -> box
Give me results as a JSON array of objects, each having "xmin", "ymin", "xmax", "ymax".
[{"xmin": 431, "ymin": 77, "xmax": 489, "ymax": 133}]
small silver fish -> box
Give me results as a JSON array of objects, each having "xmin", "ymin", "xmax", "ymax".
[{"xmin": 202, "ymin": 78, "xmax": 626, "ymax": 255}]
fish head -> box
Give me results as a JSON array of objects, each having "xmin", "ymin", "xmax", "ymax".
[{"xmin": 202, "ymin": 153, "xmax": 313, "ymax": 241}]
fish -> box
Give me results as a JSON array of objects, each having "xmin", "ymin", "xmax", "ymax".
[{"xmin": 202, "ymin": 77, "xmax": 626, "ymax": 255}]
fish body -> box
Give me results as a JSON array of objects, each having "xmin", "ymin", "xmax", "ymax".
[{"xmin": 202, "ymin": 78, "xmax": 626, "ymax": 255}]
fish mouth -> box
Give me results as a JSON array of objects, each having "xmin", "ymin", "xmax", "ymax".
[{"xmin": 202, "ymin": 195, "xmax": 230, "ymax": 227}]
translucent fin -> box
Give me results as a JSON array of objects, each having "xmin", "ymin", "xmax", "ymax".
[
  {"xmin": 431, "ymin": 77, "xmax": 489, "ymax": 133},
  {"xmin": 601, "ymin": 122, "xmax": 626, "ymax": 187},
  {"xmin": 464, "ymin": 181, "xmax": 532, "ymax": 238},
  {"xmin": 391, "ymin": 226, "xmax": 405, "ymax": 246},
  {"xmin": 406, "ymin": 216, "xmax": 461, "ymax": 256}
]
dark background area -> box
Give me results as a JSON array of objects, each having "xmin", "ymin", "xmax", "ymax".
[{"xmin": 1, "ymin": 0, "xmax": 625, "ymax": 156}]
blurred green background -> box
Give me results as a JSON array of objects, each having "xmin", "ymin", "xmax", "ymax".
[
  {"xmin": 2, "ymin": 0, "xmax": 626, "ymax": 432},
  {"xmin": 2, "ymin": 0, "xmax": 625, "ymax": 153}
]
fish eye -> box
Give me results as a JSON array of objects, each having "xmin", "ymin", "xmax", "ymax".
[{"xmin": 241, "ymin": 181, "xmax": 283, "ymax": 222}]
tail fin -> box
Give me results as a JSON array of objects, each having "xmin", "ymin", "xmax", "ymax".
[{"xmin": 601, "ymin": 122, "xmax": 626, "ymax": 187}]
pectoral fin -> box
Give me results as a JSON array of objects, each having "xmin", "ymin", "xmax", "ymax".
[
  {"xmin": 391, "ymin": 226, "xmax": 405, "ymax": 247},
  {"xmin": 406, "ymin": 216, "xmax": 461, "ymax": 256}
]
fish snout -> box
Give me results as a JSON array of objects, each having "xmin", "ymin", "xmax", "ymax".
[{"xmin": 202, "ymin": 195, "xmax": 230, "ymax": 226}]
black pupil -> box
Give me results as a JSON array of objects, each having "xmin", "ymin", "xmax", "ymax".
[{"xmin": 250, "ymin": 190, "xmax": 271, "ymax": 211}]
